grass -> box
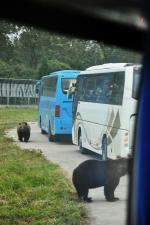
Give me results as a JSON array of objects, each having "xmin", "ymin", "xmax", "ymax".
[
  {"xmin": 0, "ymin": 107, "xmax": 37, "ymax": 135},
  {"xmin": 0, "ymin": 107, "xmax": 87, "ymax": 225}
]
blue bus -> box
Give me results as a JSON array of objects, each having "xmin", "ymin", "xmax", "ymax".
[{"xmin": 38, "ymin": 70, "xmax": 80, "ymax": 141}]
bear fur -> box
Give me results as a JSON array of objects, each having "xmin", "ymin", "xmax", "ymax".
[
  {"xmin": 17, "ymin": 122, "xmax": 30, "ymax": 142},
  {"xmin": 72, "ymin": 158, "xmax": 131, "ymax": 202}
]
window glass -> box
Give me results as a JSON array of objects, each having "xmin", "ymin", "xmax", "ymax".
[
  {"xmin": 84, "ymin": 77, "xmax": 96, "ymax": 101},
  {"xmin": 132, "ymin": 68, "xmax": 141, "ymax": 100},
  {"xmin": 0, "ymin": 19, "xmax": 143, "ymax": 225},
  {"xmin": 78, "ymin": 77, "xmax": 87, "ymax": 101},
  {"xmin": 79, "ymin": 72, "xmax": 125, "ymax": 105},
  {"xmin": 61, "ymin": 78, "xmax": 77, "ymax": 94},
  {"xmin": 43, "ymin": 77, "xmax": 57, "ymax": 97}
]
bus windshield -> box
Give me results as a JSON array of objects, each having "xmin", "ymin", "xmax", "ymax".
[{"xmin": 62, "ymin": 78, "xmax": 77, "ymax": 94}]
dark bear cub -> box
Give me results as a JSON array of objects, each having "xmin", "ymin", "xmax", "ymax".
[
  {"xmin": 17, "ymin": 122, "xmax": 30, "ymax": 142},
  {"xmin": 72, "ymin": 158, "xmax": 131, "ymax": 202}
]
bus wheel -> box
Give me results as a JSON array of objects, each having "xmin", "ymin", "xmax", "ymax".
[
  {"xmin": 48, "ymin": 123, "xmax": 55, "ymax": 142},
  {"xmin": 78, "ymin": 133, "xmax": 87, "ymax": 154},
  {"xmin": 41, "ymin": 129, "xmax": 46, "ymax": 134}
]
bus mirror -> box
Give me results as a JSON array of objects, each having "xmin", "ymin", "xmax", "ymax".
[
  {"xmin": 35, "ymin": 88, "xmax": 39, "ymax": 94},
  {"xmin": 35, "ymin": 81, "xmax": 41, "ymax": 94}
]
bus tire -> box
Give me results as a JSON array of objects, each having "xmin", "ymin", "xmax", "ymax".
[
  {"xmin": 78, "ymin": 132, "xmax": 87, "ymax": 154},
  {"xmin": 48, "ymin": 122, "xmax": 55, "ymax": 142},
  {"xmin": 41, "ymin": 129, "xmax": 46, "ymax": 134}
]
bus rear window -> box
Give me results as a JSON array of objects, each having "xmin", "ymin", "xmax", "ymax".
[
  {"xmin": 42, "ymin": 76, "xmax": 57, "ymax": 97},
  {"xmin": 62, "ymin": 78, "xmax": 77, "ymax": 94},
  {"xmin": 132, "ymin": 68, "xmax": 141, "ymax": 100}
]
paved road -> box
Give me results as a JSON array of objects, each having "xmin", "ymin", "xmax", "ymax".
[{"xmin": 7, "ymin": 122, "xmax": 129, "ymax": 225}]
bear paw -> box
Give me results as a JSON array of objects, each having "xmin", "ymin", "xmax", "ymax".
[
  {"xmin": 106, "ymin": 197, "xmax": 119, "ymax": 202},
  {"xmin": 84, "ymin": 197, "xmax": 93, "ymax": 203}
]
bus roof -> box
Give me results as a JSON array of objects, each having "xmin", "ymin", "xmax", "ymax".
[
  {"xmin": 85, "ymin": 63, "xmax": 141, "ymax": 71},
  {"xmin": 42, "ymin": 70, "xmax": 80, "ymax": 79}
]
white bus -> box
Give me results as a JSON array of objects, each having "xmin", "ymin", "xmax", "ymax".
[{"xmin": 72, "ymin": 63, "xmax": 141, "ymax": 159}]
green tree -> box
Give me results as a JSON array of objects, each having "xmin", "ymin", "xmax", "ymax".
[
  {"xmin": 13, "ymin": 27, "xmax": 44, "ymax": 69},
  {"xmin": 0, "ymin": 60, "xmax": 13, "ymax": 78},
  {"xmin": 37, "ymin": 58, "xmax": 71, "ymax": 79},
  {"xmin": 100, "ymin": 43, "xmax": 141, "ymax": 63},
  {"xmin": 0, "ymin": 21, "xmax": 142, "ymax": 80},
  {"xmin": 12, "ymin": 63, "xmax": 37, "ymax": 79},
  {"xmin": 0, "ymin": 20, "xmax": 19, "ymax": 62}
]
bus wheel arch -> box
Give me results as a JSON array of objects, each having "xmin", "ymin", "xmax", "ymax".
[
  {"xmin": 40, "ymin": 116, "xmax": 42, "ymax": 128},
  {"xmin": 40, "ymin": 116, "xmax": 46, "ymax": 134},
  {"xmin": 78, "ymin": 127, "xmax": 87, "ymax": 154}
]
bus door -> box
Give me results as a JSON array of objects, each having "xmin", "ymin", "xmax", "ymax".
[{"xmin": 61, "ymin": 78, "xmax": 77, "ymax": 128}]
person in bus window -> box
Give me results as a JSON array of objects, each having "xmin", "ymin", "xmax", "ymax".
[{"xmin": 95, "ymin": 82, "xmax": 103, "ymax": 102}]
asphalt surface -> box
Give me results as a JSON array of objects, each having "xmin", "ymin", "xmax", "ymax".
[{"xmin": 7, "ymin": 122, "xmax": 129, "ymax": 225}]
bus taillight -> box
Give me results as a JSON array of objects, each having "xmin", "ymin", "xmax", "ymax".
[{"xmin": 55, "ymin": 105, "xmax": 60, "ymax": 117}]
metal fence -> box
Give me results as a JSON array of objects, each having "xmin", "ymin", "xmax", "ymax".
[{"xmin": 0, "ymin": 78, "xmax": 38, "ymax": 105}]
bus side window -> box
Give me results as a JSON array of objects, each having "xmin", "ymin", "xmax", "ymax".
[
  {"xmin": 79, "ymin": 77, "xmax": 86, "ymax": 101},
  {"xmin": 95, "ymin": 77, "xmax": 103, "ymax": 102},
  {"xmin": 42, "ymin": 77, "xmax": 57, "ymax": 97},
  {"xmin": 49, "ymin": 77, "xmax": 57, "ymax": 97},
  {"xmin": 85, "ymin": 78, "xmax": 96, "ymax": 102},
  {"xmin": 132, "ymin": 68, "xmax": 141, "ymax": 100},
  {"xmin": 43, "ymin": 78, "xmax": 49, "ymax": 96},
  {"xmin": 111, "ymin": 72, "xmax": 125, "ymax": 105},
  {"xmin": 99, "ymin": 76, "xmax": 110, "ymax": 104}
]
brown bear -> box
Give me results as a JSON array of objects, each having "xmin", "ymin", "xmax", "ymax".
[
  {"xmin": 17, "ymin": 123, "xmax": 23, "ymax": 142},
  {"xmin": 17, "ymin": 122, "xmax": 30, "ymax": 142},
  {"xmin": 72, "ymin": 158, "xmax": 131, "ymax": 202}
]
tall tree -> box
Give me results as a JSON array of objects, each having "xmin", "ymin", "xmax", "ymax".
[
  {"xmin": 0, "ymin": 21, "xmax": 142, "ymax": 79},
  {"xmin": 100, "ymin": 43, "xmax": 141, "ymax": 63},
  {"xmin": 13, "ymin": 27, "xmax": 47, "ymax": 69},
  {"xmin": 0, "ymin": 20, "xmax": 19, "ymax": 62}
]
